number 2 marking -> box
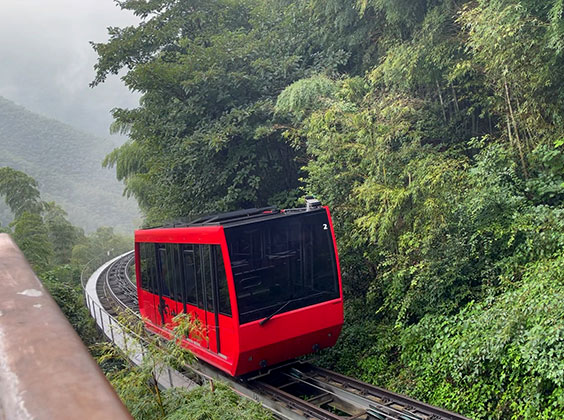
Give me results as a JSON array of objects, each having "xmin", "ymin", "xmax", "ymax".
[{"xmin": 323, "ymin": 224, "xmax": 328, "ymax": 230}]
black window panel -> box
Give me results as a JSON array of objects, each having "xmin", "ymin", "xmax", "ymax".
[
  {"xmin": 158, "ymin": 246, "xmax": 173, "ymax": 298},
  {"xmin": 215, "ymin": 246, "xmax": 232, "ymax": 317},
  {"xmin": 195, "ymin": 245, "xmax": 204, "ymax": 309},
  {"xmin": 201, "ymin": 245, "xmax": 214, "ymax": 313},
  {"xmin": 139, "ymin": 243, "xmax": 148, "ymax": 290},
  {"xmin": 139, "ymin": 242, "xmax": 156, "ymax": 293},
  {"xmin": 140, "ymin": 242, "xmax": 233, "ymax": 319},
  {"xmin": 166, "ymin": 244, "xmax": 182, "ymax": 301},
  {"xmin": 225, "ymin": 211, "xmax": 339, "ymax": 324},
  {"xmin": 152, "ymin": 243, "xmax": 160, "ymax": 294},
  {"xmin": 182, "ymin": 246, "xmax": 198, "ymax": 306}
]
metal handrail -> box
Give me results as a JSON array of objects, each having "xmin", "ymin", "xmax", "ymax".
[{"xmin": 82, "ymin": 252, "xmax": 196, "ymax": 391}]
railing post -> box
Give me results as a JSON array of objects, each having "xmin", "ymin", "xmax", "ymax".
[
  {"xmin": 123, "ymin": 327, "xmax": 128, "ymax": 353},
  {"xmin": 99, "ymin": 306, "xmax": 104, "ymax": 331},
  {"xmin": 109, "ymin": 316, "xmax": 115, "ymax": 342}
]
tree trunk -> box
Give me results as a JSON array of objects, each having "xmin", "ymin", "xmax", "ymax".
[
  {"xmin": 436, "ymin": 80, "xmax": 447, "ymax": 122},
  {"xmin": 504, "ymin": 76, "xmax": 528, "ymax": 177},
  {"xmin": 451, "ymin": 85, "xmax": 460, "ymax": 115}
]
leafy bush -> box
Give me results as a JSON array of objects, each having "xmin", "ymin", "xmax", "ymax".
[{"xmin": 400, "ymin": 254, "xmax": 564, "ymax": 419}]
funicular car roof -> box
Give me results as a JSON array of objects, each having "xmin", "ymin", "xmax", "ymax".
[{"xmin": 147, "ymin": 206, "xmax": 326, "ymax": 230}]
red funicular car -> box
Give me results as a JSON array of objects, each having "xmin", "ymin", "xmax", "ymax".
[{"xmin": 134, "ymin": 200, "xmax": 343, "ymax": 376}]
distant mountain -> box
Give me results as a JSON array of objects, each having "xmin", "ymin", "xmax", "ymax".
[{"xmin": 0, "ymin": 96, "xmax": 139, "ymax": 232}]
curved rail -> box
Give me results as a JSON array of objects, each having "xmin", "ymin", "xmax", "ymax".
[
  {"xmin": 103, "ymin": 252, "xmax": 139, "ymax": 316},
  {"xmin": 124, "ymin": 255, "xmax": 135, "ymax": 285},
  {"xmin": 91, "ymin": 253, "xmax": 470, "ymax": 420}
]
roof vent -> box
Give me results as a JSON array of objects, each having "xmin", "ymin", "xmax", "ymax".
[{"xmin": 305, "ymin": 196, "xmax": 321, "ymax": 211}]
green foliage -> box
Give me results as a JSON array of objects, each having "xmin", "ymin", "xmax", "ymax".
[
  {"xmin": 42, "ymin": 267, "xmax": 100, "ymax": 345},
  {"xmin": 11, "ymin": 211, "xmax": 53, "ymax": 273},
  {"xmin": 0, "ymin": 167, "xmax": 131, "ymax": 348},
  {"xmin": 97, "ymin": 313, "xmax": 272, "ymax": 420},
  {"xmin": 399, "ymin": 254, "xmax": 564, "ymax": 419},
  {"xmin": 97, "ymin": 312, "xmax": 194, "ymax": 418},
  {"xmin": 0, "ymin": 166, "xmax": 42, "ymax": 217},
  {"xmin": 43, "ymin": 202, "xmax": 83, "ymax": 265},
  {"xmin": 71, "ymin": 226, "xmax": 133, "ymax": 279},
  {"xmin": 165, "ymin": 382, "xmax": 272, "ymax": 420},
  {"xmin": 266, "ymin": 1, "xmax": 564, "ymax": 418},
  {"xmin": 458, "ymin": 0, "xmax": 564, "ymax": 146},
  {"xmin": 93, "ymin": 0, "xmax": 352, "ymax": 224},
  {"xmin": 275, "ymin": 75, "xmax": 337, "ymax": 121}
]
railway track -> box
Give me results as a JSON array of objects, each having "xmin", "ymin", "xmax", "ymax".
[
  {"xmin": 96, "ymin": 251, "xmax": 138, "ymax": 316},
  {"xmin": 96, "ymin": 254, "xmax": 469, "ymax": 420}
]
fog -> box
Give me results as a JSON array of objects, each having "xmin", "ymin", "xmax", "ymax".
[{"xmin": 0, "ymin": 0, "xmax": 140, "ymax": 140}]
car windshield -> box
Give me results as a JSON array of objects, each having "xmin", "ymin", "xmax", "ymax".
[{"xmin": 224, "ymin": 209, "xmax": 340, "ymax": 324}]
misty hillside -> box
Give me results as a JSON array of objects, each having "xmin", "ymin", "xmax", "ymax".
[{"xmin": 0, "ymin": 96, "xmax": 139, "ymax": 232}]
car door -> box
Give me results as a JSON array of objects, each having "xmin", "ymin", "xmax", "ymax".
[
  {"xmin": 181, "ymin": 245, "xmax": 209, "ymax": 348},
  {"xmin": 211, "ymin": 244, "xmax": 236, "ymax": 357},
  {"xmin": 155, "ymin": 244, "xmax": 182, "ymax": 327},
  {"xmin": 200, "ymin": 245, "xmax": 219, "ymax": 353}
]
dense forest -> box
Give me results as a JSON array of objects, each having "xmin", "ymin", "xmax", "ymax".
[
  {"xmin": 0, "ymin": 96, "xmax": 139, "ymax": 232},
  {"xmin": 89, "ymin": 0, "xmax": 564, "ymax": 418}
]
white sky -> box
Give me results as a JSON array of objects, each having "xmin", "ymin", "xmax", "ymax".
[{"xmin": 0, "ymin": 0, "xmax": 141, "ymax": 139}]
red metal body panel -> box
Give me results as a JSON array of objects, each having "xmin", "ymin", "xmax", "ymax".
[
  {"xmin": 134, "ymin": 207, "xmax": 344, "ymax": 376},
  {"xmin": 144, "ymin": 314, "xmax": 237, "ymax": 375},
  {"xmin": 235, "ymin": 299, "xmax": 343, "ymax": 375},
  {"xmin": 135, "ymin": 226, "xmax": 224, "ymax": 244}
]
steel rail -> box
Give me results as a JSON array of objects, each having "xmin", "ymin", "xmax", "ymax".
[
  {"xmin": 104, "ymin": 261, "xmax": 127, "ymax": 313},
  {"xmin": 103, "ymin": 253, "xmax": 139, "ymax": 317},
  {"xmin": 253, "ymin": 380, "xmax": 345, "ymax": 420},
  {"xmin": 280, "ymin": 370, "xmax": 403, "ymax": 420},
  {"xmin": 307, "ymin": 365, "xmax": 470, "ymax": 420}
]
